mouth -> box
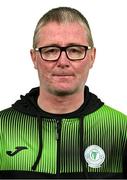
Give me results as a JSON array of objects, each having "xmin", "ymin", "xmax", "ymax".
[
  {"xmin": 52, "ymin": 73, "xmax": 75, "ymax": 77},
  {"xmin": 52, "ymin": 74, "xmax": 75, "ymax": 81},
  {"xmin": 53, "ymin": 74, "xmax": 73, "ymax": 76},
  {"xmin": 52, "ymin": 75, "xmax": 75, "ymax": 80}
]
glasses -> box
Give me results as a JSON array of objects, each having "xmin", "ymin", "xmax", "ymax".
[{"xmin": 35, "ymin": 45, "xmax": 92, "ymax": 61}]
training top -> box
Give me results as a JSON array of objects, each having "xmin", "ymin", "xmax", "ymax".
[{"xmin": 0, "ymin": 86, "xmax": 127, "ymax": 179}]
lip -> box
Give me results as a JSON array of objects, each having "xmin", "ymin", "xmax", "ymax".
[
  {"xmin": 53, "ymin": 74, "xmax": 73, "ymax": 76},
  {"xmin": 52, "ymin": 73, "xmax": 75, "ymax": 76},
  {"xmin": 52, "ymin": 74, "xmax": 75, "ymax": 81}
]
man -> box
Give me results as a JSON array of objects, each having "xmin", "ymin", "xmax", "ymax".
[{"xmin": 0, "ymin": 7, "xmax": 127, "ymax": 179}]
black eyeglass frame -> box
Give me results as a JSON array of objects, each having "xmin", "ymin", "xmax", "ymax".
[{"xmin": 35, "ymin": 45, "xmax": 92, "ymax": 61}]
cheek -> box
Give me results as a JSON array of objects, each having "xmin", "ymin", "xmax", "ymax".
[
  {"xmin": 76, "ymin": 60, "xmax": 90, "ymax": 76},
  {"xmin": 36, "ymin": 61, "xmax": 46, "ymax": 77},
  {"xmin": 37, "ymin": 60, "xmax": 53, "ymax": 79},
  {"xmin": 74, "ymin": 61, "xmax": 91, "ymax": 84}
]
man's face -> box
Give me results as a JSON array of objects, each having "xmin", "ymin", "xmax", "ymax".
[{"xmin": 31, "ymin": 22, "xmax": 96, "ymax": 96}]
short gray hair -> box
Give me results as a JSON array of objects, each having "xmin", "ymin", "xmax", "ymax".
[{"xmin": 33, "ymin": 7, "xmax": 94, "ymax": 48}]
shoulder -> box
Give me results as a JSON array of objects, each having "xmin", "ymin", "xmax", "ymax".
[
  {"xmin": 85, "ymin": 105, "xmax": 127, "ymax": 134},
  {"xmin": 93, "ymin": 104, "xmax": 127, "ymax": 123},
  {"xmin": 0, "ymin": 107, "xmax": 13, "ymax": 117},
  {"xmin": 101, "ymin": 104, "xmax": 127, "ymax": 118},
  {"xmin": 0, "ymin": 107, "xmax": 19, "ymax": 122},
  {"xmin": 87, "ymin": 104, "xmax": 127, "ymax": 122}
]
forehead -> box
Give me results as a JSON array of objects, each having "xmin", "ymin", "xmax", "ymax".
[{"xmin": 37, "ymin": 22, "xmax": 88, "ymax": 46}]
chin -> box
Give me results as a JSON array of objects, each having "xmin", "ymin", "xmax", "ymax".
[{"xmin": 51, "ymin": 87, "xmax": 79, "ymax": 96}]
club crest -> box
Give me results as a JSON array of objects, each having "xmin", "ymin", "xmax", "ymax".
[{"xmin": 84, "ymin": 145, "xmax": 105, "ymax": 168}]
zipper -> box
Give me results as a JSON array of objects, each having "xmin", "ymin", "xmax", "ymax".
[{"xmin": 56, "ymin": 119, "xmax": 61, "ymax": 177}]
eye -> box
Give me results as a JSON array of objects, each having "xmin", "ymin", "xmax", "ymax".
[
  {"xmin": 42, "ymin": 47, "xmax": 59, "ymax": 55},
  {"xmin": 68, "ymin": 46, "xmax": 84, "ymax": 54}
]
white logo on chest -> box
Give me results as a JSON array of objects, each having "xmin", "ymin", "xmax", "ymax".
[{"xmin": 84, "ymin": 145, "xmax": 105, "ymax": 168}]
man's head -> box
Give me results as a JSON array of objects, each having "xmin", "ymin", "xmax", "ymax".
[
  {"xmin": 33, "ymin": 7, "xmax": 94, "ymax": 49},
  {"xmin": 30, "ymin": 7, "xmax": 96, "ymax": 97}
]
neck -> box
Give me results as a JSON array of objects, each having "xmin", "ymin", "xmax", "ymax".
[{"xmin": 37, "ymin": 89, "xmax": 85, "ymax": 114}]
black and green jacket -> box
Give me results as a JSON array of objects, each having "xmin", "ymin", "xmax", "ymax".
[{"xmin": 0, "ymin": 86, "xmax": 127, "ymax": 179}]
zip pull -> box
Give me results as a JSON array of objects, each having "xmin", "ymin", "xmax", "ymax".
[
  {"xmin": 56, "ymin": 119, "xmax": 61, "ymax": 177},
  {"xmin": 56, "ymin": 119, "xmax": 61, "ymax": 140}
]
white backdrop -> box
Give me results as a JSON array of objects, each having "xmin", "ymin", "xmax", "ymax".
[{"xmin": 0, "ymin": 0, "xmax": 127, "ymax": 114}]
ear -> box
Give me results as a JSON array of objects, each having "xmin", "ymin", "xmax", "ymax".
[
  {"xmin": 30, "ymin": 49, "xmax": 38, "ymax": 69},
  {"xmin": 89, "ymin": 47, "xmax": 96, "ymax": 68}
]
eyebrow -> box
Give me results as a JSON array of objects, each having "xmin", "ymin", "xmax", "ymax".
[{"xmin": 39, "ymin": 43, "xmax": 84, "ymax": 47}]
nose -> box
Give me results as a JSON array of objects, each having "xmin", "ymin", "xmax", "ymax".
[{"xmin": 56, "ymin": 51, "xmax": 70, "ymax": 68}]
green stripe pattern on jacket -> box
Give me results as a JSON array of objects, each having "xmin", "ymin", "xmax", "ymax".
[{"xmin": 0, "ymin": 104, "xmax": 127, "ymax": 174}]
